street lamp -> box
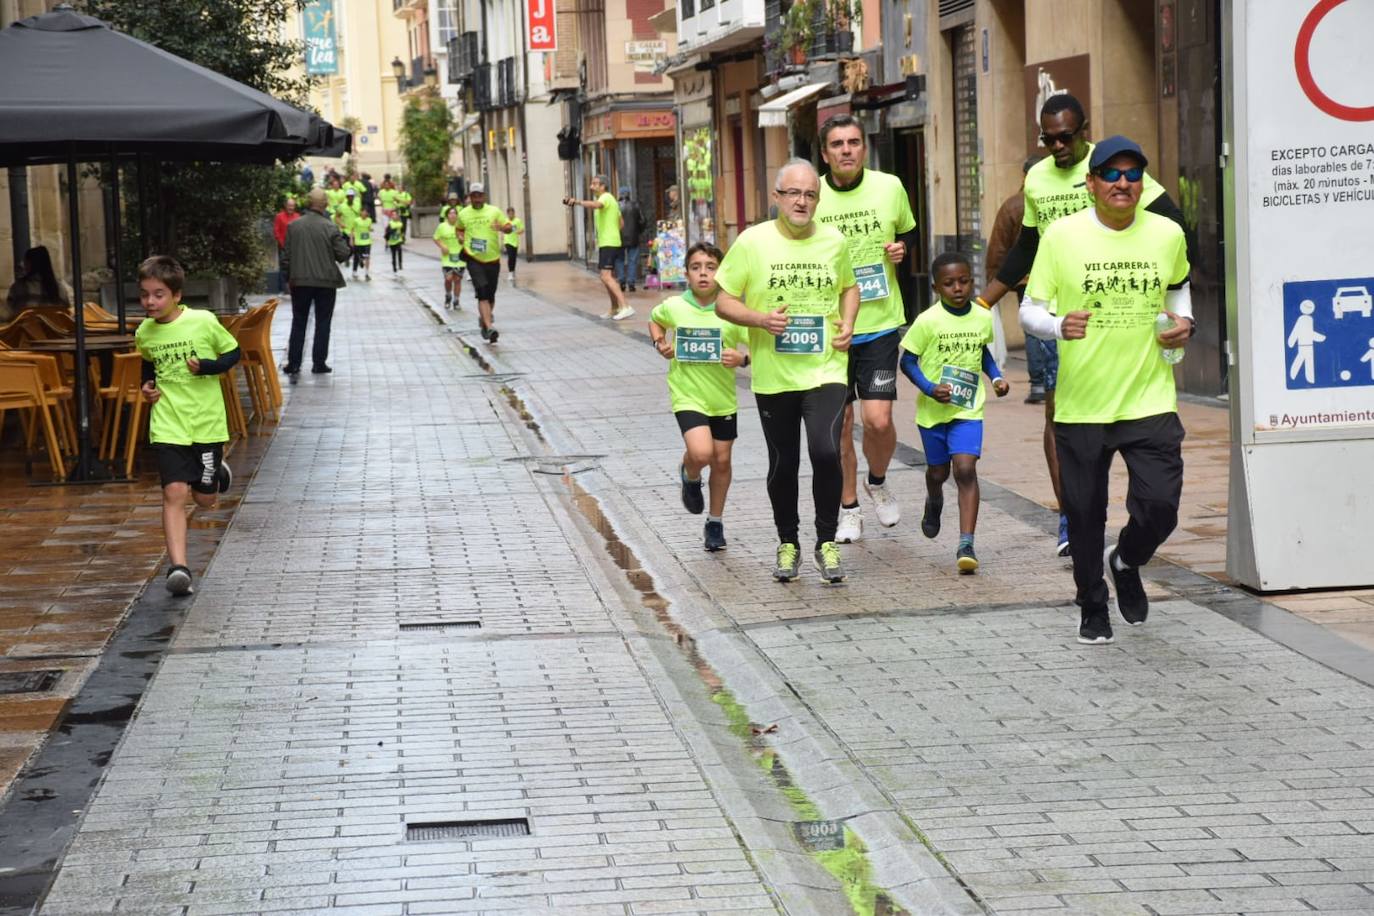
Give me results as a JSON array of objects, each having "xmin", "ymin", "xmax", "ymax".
[
  {"xmin": 423, "ymin": 65, "xmax": 439, "ymax": 89},
  {"xmin": 391, "ymin": 56, "xmax": 407, "ymax": 86}
]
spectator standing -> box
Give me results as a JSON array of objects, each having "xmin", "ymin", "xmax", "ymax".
[
  {"xmin": 272, "ymin": 197, "xmax": 300, "ymax": 251},
  {"xmin": 281, "ymin": 188, "xmax": 351, "ymax": 380},
  {"xmin": 300, "ymin": 163, "xmax": 315, "ymax": 188},
  {"xmin": 617, "ymin": 186, "xmax": 644, "ymax": 293}
]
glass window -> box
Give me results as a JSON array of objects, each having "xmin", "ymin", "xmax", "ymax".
[{"xmin": 436, "ymin": 0, "xmax": 459, "ymax": 44}]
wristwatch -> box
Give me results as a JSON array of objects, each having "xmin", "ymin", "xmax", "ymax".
[{"xmin": 1181, "ymin": 316, "xmax": 1197, "ymax": 338}]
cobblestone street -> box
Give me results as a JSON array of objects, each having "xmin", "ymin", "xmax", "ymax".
[{"xmin": 11, "ymin": 259, "xmax": 1374, "ymax": 915}]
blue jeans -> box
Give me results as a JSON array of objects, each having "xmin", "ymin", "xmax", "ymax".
[
  {"xmin": 617, "ymin": 245, "xmax": 641, "ymax": 288},
  {"xmin": 1025, "ymin": 335, "xmax": 1059, "ymax": 390}
]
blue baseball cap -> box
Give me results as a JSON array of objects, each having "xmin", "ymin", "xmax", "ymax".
[{"xmin": 1089, "ymin": 135, "xmax": 1148, "ymax": 171}]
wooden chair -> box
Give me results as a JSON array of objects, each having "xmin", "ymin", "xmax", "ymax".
[
  {"xmin": 96, "ymin": 351, "xmax": 147, "ymax": 478},
  {"xmin": 232, "ymin": 301, "xmax": 282, "ymax": 423},
  {"xmin": 220, "ymin": 365, "xmax": 248, "ymax": 441},
  {"xmin": 0, "ymin": 361, "xmax": 67, "ymax": 480},
  {"xmin": 0, "ymin": 349, "xmax": 77, "ymax": 457}
]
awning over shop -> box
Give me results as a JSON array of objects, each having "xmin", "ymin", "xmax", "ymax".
[
  {"xmin": 757, "ymin": 81, "xmax": 830, "ymax": 128},
  {"xmin": 459, "ymin": 114, "xmax": 481, "ymax": 134}
]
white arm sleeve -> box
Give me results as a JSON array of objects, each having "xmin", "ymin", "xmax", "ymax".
[
  {"xmin": 1019, "ymin": 295, "xmax": 1065, "ymax": 340},
  {"xmin": 1164, "ymin": 282, "xmax": 1194, "ymax": 320}
]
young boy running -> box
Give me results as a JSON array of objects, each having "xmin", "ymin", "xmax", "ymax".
[
  {"xmin": 350, "ymin": 209, "xmax": 373, "ymax": 280},
  {"xmin": 648, "ymin": 242, "xmax": 749, "ymax": 552},
  {"xmin": 386, "ymin": 215, "xmax": 405, "ymax": 273},
  {"xmin": 433, "ymin": 207, "xmax": 464, "ymax": 309},
  {"xmin": 899, "ymin": 252, "xmax": 1010, "ymax": 573},
  {"xmin": 135, "ymin": 256, "xmax": 240, "ymax": 596}
]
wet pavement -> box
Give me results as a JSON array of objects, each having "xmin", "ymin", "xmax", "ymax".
[{"xmin": 2, "ymin": 254, "xmax": 1372, "ymax": 914}]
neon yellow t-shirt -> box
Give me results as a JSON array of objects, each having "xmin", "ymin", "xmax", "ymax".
[
  {"xmin": 433, "ymin": 222, "xmax": 463, "ymax": 268},
  {"xmin": 386, "ymin": 221, "xmax": 405, "ymax": 247},
  {"xmin": 135, "ymin": 307, "xmax": 239, "ymax": 445},
  {"xmin": 502, "ymin": 218, "xmax": 524, "ymax": 248},
  {"xmin": 899, "ymin": 303, "xmax": 995, "ymax": 428},
  {"xmin": 594, "ymin": 193, "xmax": 622, "ymax": 248},
  {"xmin": 1025, "ymin": 208, "xmax": 1190, "ymax": 424},
  {"xmin": 351, "ymin": 216, "xmax": 373, "ymax": 246},
  {"xmin": 378, "ymin": 188, "xmax": 397, "ymax": 210},
  {"xmin": 325, "ymin": 188, "xmax": 346, "ymax": 214},
  {"xmin": 457, "ymin": 204, "xmax": 505, "ymax": 263},
  {"xmin": 815, "ymin": 169, "xmax": 917, "ymax": 335},
  {"xmin": 394, "ymin": 191, "xmax": 412, "ymax": 211},
  {"xmin": 650, "ymin": 293, "xmax": 748, "ymax": 417},
  {"xmin": 714, "ymin": 221, "xmax": 856, "ymax": 395},
  {"xmin": 335, "ymin": 199, "xmax": 360, "ymax": 233},
  {"xmin": 1022, "ymin": 143, "xmax": 1166, "ymax": 231}
]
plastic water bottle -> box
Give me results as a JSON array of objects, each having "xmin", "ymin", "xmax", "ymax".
[{"xmin": 1156, "ymin": 313, "xmax": 1184, "ymax": 365}]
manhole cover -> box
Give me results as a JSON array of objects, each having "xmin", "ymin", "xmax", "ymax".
[
  {"xmin": 406, "ymin": 818, "xmax": 530, "ymax": 841},
  {"xmin": 0, "ymin": 670, "xmax": 62, "ymax": 695},
  {"xmin": 398, "ymin": 621, "xmax": 481, "ymax": 632}
]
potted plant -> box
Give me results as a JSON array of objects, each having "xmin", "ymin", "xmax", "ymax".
[
  {"xmin": 824, "ymin": 0, "xmax": 861, "ymax": 53},
  {"xmin": 780, "ymin": 0, "xmax": 815, "ymax": 65}
]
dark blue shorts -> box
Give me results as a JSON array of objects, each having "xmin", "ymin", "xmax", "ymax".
[{"xmin": 918, "ymin": 419, "xmax": 983, "ymax": 466}]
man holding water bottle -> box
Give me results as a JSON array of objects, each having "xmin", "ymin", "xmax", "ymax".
[{"xmin": 1020, "ymin": 136, "xmax": 1194, "ymax": 646}]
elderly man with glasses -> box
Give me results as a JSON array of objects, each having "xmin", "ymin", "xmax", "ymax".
[
  {"xmin": 1019, "ymin": 136, "xmax": 1194, "ymax": 647},
  {"xmin": 713, "ymin": 159, "xmax": 860, "ymax": 584}
]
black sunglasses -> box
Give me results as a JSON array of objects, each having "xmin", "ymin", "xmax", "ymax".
[
  {"xmin": 1093, "ymin": 166, "xmax": 1145, "ymax": 183},
  {"xmin": 1039, "ymin": 127, "xmax": 1082, "ymax": 147}
]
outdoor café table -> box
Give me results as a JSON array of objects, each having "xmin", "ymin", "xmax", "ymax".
[{"xmin": 17, "ymin": 335, "xmax": 135, "ymax": 385}]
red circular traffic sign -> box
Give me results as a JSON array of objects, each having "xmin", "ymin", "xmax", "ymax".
[{"xmin": 1294, "ymin": 0, "xmax": 1374, "ymax": 122}]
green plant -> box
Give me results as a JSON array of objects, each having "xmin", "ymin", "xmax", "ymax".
[
  {"xmin": 780, "ymin": 0, "xmax": 816, "ymax": 57},
  {"xmin": 398, "ymin": 89, "xmax": 455, "ymax": 207},
  {"xmin": 823, "ymin": 0, "xmax": 861, "ymax": 32},
  {"xmin": 80, "ymin": 0, "xmax": 314, "ymax": 295}
]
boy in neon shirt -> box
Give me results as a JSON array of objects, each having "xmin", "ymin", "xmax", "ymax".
[
  {"xmin": 432, "ymin": 207, "xmax": 465, "ymax": 309},
  {"xmin": 899, "ymin": 252, "xmax": 1010, "ymax": 573},
  {"xmin": 350, "ymin": 210, "xmax": 373, "ymax": 281},
  {"xmin": 386, "ymin": 216, "xmax": 405, "ymax": 273},
  {"xmin": 135, "ymin": 256, "xmax": 240, "ymax": 596},
  {"xmin": 648, "ymin": 242, "xmax": 750, "ymax": 552}
]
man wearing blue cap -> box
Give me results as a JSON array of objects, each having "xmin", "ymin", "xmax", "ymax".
[
  {"xmin": 975, "ymin": 94, "xmax": 1195, "ymax": 561},
  {"xmin": 1019, "ymin": 136, "xmax": 1195, "ymax": 646}
]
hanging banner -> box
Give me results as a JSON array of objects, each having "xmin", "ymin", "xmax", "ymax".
[
  {"xmin": 303, "ymin": 0, "xmax": 339, "ymax": 76},
  {"xmin": 528, "ymin": 0, "xmax": 557, "ymax": 52}
]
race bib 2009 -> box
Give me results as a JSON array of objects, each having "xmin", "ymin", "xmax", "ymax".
[{"xmin": 775, "ymin": 316, "xmax": 825, "ymax": 355}]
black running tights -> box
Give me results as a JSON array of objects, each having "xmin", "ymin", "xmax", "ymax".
[{"xmin": 755, "ymin": 383, "xmax": 848, "ymax": 547}]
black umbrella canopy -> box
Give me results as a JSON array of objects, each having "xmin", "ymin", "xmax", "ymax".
[{"xmin": 0, "ymin": 6, "xmax": 343, "ymax": 165}]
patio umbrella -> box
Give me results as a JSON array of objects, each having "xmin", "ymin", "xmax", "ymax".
[{"xmin": 0, "ymin": 5, "xmax": 348, "ymax": 482}]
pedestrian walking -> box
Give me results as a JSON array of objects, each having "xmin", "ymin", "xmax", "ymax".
[
  {"xmin": 386, "ymin": 215, "xmax": 405, "ymax": 273},
  {"xmin": 986, "ymin": 155, "xmax": 1048, "ymax": 404},
  {"xmin": 454, "ymin": 182, "xmax": 513, "ymax": 342},
  {"xmin": 503, "ymin": 207, "xmax": 523, "ymax": 283},
  {"xmin": 564, "ymin": 175, "xmax": 632, "ymax": 320},
  {"xmin": 281, "ymin": 188, "xmax": 351, "ymax": 380},
  {"xmin": 814, "ymin": 115, "xmax": 918, "ymax": 543},
  {"xmin": 616, "ymin": 186, "xmax": 644, "ymax": 293},
  {"xmin": 134, "ymin": 255, "xmax": 239, "ymax": 596},
  {"xmin": 714, "ymin": 159, "xmax": 860, "ymax": 584},
  {"xmin": 350, "ymin": 209, "xmax": 373, "ymax": 281},
  {"xmin": 899, "ymin": 252, "xmax": 1010, "ymax": 573},
  {"xmin": 977, "ymin": 93, "xmax": 1195, "ymax": 560},
  {"xmin": 1021, "ymin": 135, "xmax": 1194, "ymax": 645},
  {"xmin": 433, "ymin": 206, "xmax": 466, "ymax": 310},
  {"xmin": 648, "ymin": 242, "xmax": 750, "ymax": 552}
]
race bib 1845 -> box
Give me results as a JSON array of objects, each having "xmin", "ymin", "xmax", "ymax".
[
  {"xmin": 775, "ymin": 315, "xmax": 826, "ymax": 355},
  {"xmin": 939, "ymin": 365, "xmax": 979, "ymax": 409},
  {"xmin": 675, "ymin": 327, "xmax": 722, "ymax": 363}
]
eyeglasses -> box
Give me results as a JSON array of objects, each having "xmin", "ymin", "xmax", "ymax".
[
  {"xmin": 1039, "ymin": 128, "xmax": 1082, "ymax": 147},
  {"xmin": 776, "ymin": 188, "xmax": 819, "ymax": 202},
  {"xmin": 1093, "ymin": 166, "xmax": 1145, "ymax": 183}
]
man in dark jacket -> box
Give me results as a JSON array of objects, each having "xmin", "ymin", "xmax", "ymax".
[
  {"xmin": 281, "ymin": 188, "xmax": 351, "ymax": 380},
  {"xmin": 616, "ymin": 186, "xmax": 644, "ymax": 293}
]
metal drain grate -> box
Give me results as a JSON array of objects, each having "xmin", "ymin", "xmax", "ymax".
[
  {"xmin": 406, "ymin": 818, "xmax": 531, "ymax": 841},
  {"xmin": 398, "ymin": 621, "xmax": 481, "ymax": 632},
  {"xmin": 0, "ymin": 670, "xmax": 62, "ymax": 695}
]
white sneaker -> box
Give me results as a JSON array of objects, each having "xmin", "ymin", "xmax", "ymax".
[
  {"xmin": 835, "ymin": 506, "xmax": 863, "ymax": 543},
  {"xmin": 612, "ymin": 306, "xmax": 636, "ymax": 321},
  {"xmin": 864, "ymin": 481, "xmax": 901, "ymax": 527}
]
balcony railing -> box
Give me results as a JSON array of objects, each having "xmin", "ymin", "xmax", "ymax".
[
  {"xmin": 474, "ymin": 62, "xmax": 494, "ymax": 111},
  {"xmin": 497, "ymin": 57, "xmax": 517, "ymax": 108},
  {"xmin": 447, "ymin": 31, "xmax": 479, "ymax": 83}
]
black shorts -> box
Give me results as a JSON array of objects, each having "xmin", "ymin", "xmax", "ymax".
[
  {"xmin": 847, "ymin": 331, "xmax": 900, "ymax": 403},
  {"xmin": 156, "ymin": 443, "xmax": 225, "ymax": 493},
  {"xmin": 352, "ymin": 244, "xmax": 370, "ymax": 258},
  {"xmin": 597, "ymin": 245, "xmax": 621, "ymax": 271},
  {"xmin": 465, "ymin": 257, "xmax": 501, "ymax": 301},
  {"xmin": 675, "ymin": 411, "xmax": 738, "ymax": 441},
  {"xmin": 442, "ymin": 263, "xmax": 465, "ymax": 278}
]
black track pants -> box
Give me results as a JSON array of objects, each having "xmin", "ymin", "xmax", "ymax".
[{"xmin": 755, "ymin": 383, "xmax": 848, "ymax": 547}]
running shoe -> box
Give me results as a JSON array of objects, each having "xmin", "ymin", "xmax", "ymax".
[
  {"xmin": 680, "ymin": 464, "xmax": 705, "ymax": 515},
  {"xmin": 921, "ymin": 496, "xmax": 943, "ymax": 539},
  {"xmin": 703, "ymin": 520, "xmax": 727, "ymax": 552},
  {"xmin": 956, "ymin": 543, "xmax": 978, "ymax": 574},
  {"xmin": 1078, "ymin": 607, "xmax": 1114, "ymax": 645},
  {"xmin": 165, "ymin": 565, "xmax": 193, "ymax": 597},
  {"xmin": 487, "ymin": 327, "xmax": 500, "ymax": 344},
  {"xmin": 612, "ymin": 306, "xmax": 636, "ymax": 321},
  {"xmin": 479, "ymin": 326, "xmax": 491, "ymax": 341},
  {"xmin": 1056, "ymin": 514, "xmax": 1070, "ymax": 557},
  {"xmin": 835, "ymin": 506, "xmax": 862, "ymax": 543},
  {"xmin": 1105, "ymin": 545, "xmax": 1149, "ymax": 625},
  {"xmin": 864, "ymin": 481, "xmax": 901, "ymax": 527},
  {"xmin": 215, "ymin": 460, "xmax": 232, "ymax": 494},
  {"xmin": 773, "ymin": 543, "xmax": 801, "ymax": 582},
  {"xmin": 599, "ymin": 310, "xmax": 614, "ymax": 319},
  {"xmin": 1025, "ymin": 386, "xmax": 1046, "ymax": 404},
  {"xmin": 814, "ymin": 541, "xmax": 846, "ymax": 583}
]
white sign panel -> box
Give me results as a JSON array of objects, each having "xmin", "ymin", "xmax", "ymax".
[
  {"xmin": 1242, "ymin": 0, "xmax": 1374, "ymax": 436},
  {"xmin": 625, "ymin": 40, "xmax": 666, "ymax": 73}
]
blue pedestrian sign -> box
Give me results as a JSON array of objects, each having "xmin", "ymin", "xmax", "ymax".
[{"xmin": 1281, "ymin": 277, "xmax": 1374, "ymax": 390}]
